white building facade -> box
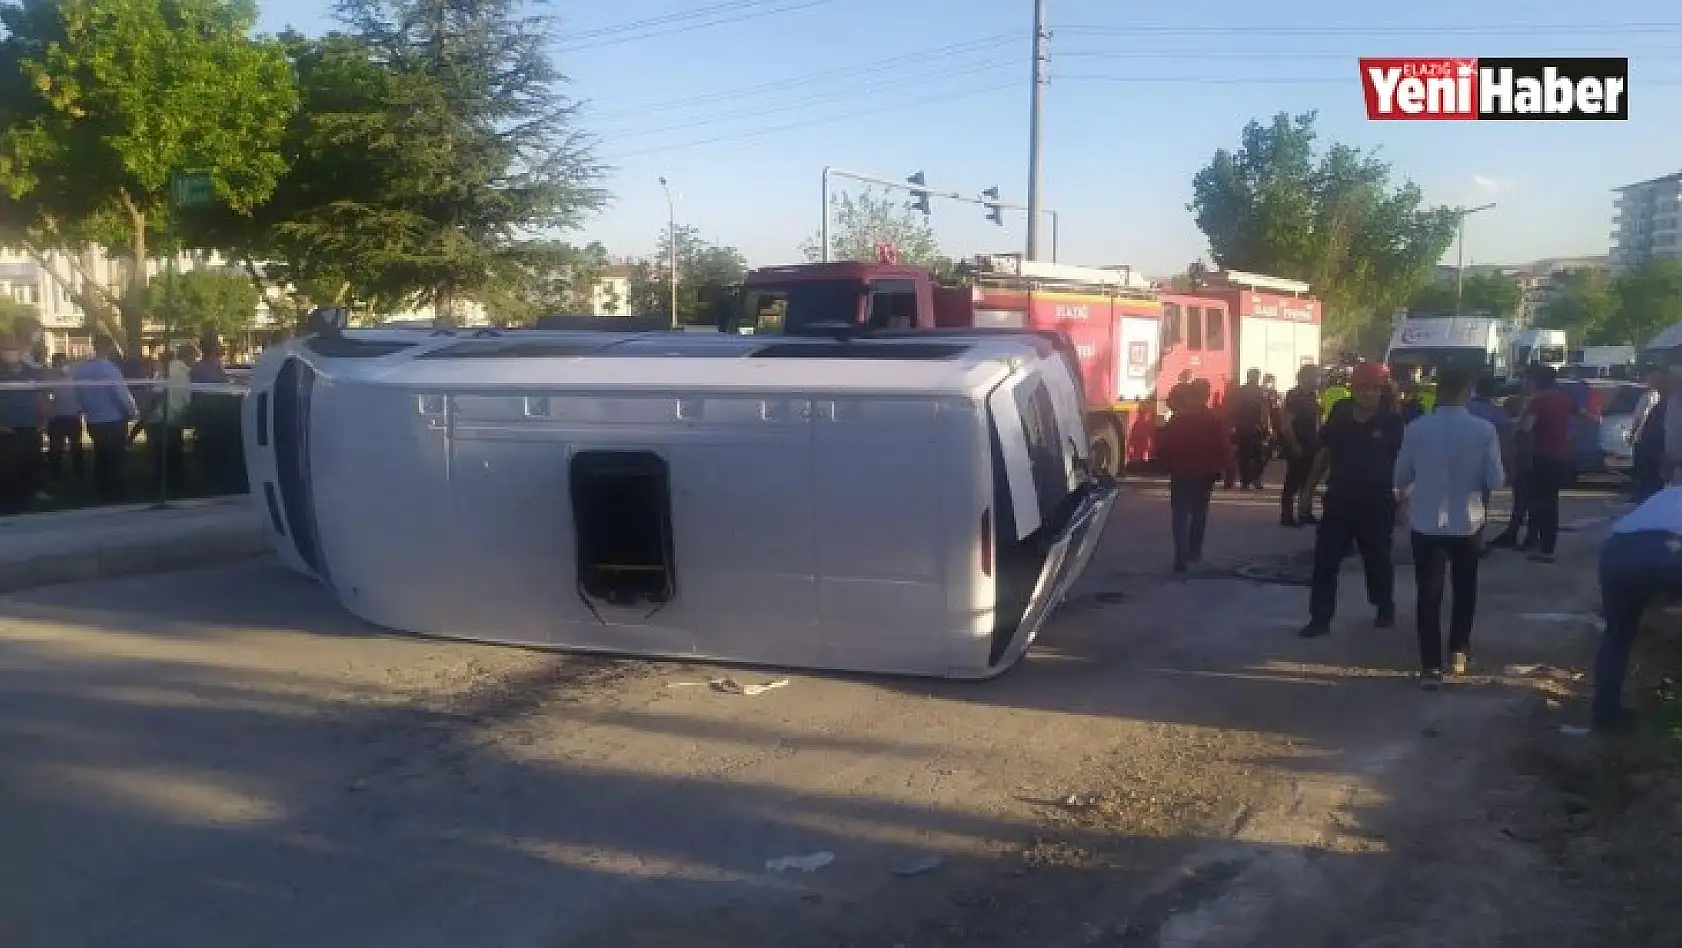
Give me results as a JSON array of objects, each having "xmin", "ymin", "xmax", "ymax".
[{"xmin": 1611, "ymin": 171, "xmax": 1682, "ymax": 271}]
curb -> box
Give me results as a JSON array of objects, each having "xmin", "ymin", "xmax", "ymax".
[{"xmin": 0, "ymin": 499, "xmax": 269, "ymax": 596}]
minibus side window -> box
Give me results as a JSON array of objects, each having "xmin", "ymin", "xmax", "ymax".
[{"xmin": 571, "ymin": 451, "xmax": 677, "ymax": 607}]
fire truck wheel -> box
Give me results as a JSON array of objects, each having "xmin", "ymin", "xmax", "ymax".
[{"xmin": 1088, "ymin": 414, "xmax": 1125, "ymax": 478}]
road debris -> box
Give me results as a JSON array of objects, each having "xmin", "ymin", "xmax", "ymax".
[
  {"xmin": 765, "ymin": 851, "xmax": 835, "ymax": 873},
  {"xmin": 892, "ymin": 855, "xmax": 944, "ymax": 878},
  {"xmin": 1504, "ymin": 663, "xmax": 1586, "ymax": 681},
  {"xmin": 713, "ymin": 677, "xmax": 790, "ymax": 696},
  {"xmin": 666, "ymin": 677, "xmax": 792, "ymax": 696}
]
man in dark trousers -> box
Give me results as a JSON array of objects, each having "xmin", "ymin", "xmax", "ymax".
[
  {"xmin": 1628, "ymin": 367, "xmax": 1668, "ymax": 502},
  {"xmin": 1592, "ymin": 485, "xmax": 1682, "ymax": 733},
  {"xmin": 1394, "ymin": 367, "xmax": 1505, "ymax": 688},
  {"xmin": 1296, "ymin": 361, "xmax": 1405, "ymax": 639},
  {"xmin": 1231, "ymin": 368, "xmax": 1271, "ymax": 490},
  {"xmin": 1519, "ymin": 365, "xmax": 1595, "ymax": 564},
  {"xmin": 1278, "ymin": 364, "xmax": 1322, "ymax": 527},
  {"xmin": 1158, "ymin": 379, "xmax": 1230, "ymax": 573},
  {"xmin": 0, "ymin": 330, "xmax": 45, "ymax": 513}
]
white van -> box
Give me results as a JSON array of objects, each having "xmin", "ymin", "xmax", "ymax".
[{"xmin": 243, "ymin": 327, "xmax": 1118, "ymax": 679}]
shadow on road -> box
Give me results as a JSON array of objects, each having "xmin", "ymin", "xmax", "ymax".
[{"xmin": 0, "ymin": 480, "xmax": 1619, "ymax": 946}]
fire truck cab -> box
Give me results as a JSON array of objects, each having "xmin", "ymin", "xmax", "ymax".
[{"xmin": 727, "ymin": 255, "xmax": 1161, "ymax": 476}]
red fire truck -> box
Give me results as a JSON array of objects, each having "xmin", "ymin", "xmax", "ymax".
[
  {"xmin": 728, "ymin": 256, "xmax": 1322, "ymax": 474},
  {"xmin": 731, "ymin": 254, "xmax": 1161, "ymax": 475},
  {"xmin": 1131, "ymin": 270, "xmax": 1323, "ymax": 462}
]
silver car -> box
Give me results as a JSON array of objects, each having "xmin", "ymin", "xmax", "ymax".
[{"xmin": 1594, "ymin": 382, "xmax": 1648, "ymax": 474}]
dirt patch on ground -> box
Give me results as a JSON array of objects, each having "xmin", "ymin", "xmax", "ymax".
[{"xmin": 1508, "ymin": 613, "xmax": 1682, "ymax": 948}]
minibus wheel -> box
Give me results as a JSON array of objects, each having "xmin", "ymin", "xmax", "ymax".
[{"xmin": 1088, "ymin": 413, "xmax": 1124, "ymax": 478}]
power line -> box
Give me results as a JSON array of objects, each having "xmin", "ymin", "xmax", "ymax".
[
  {"xmin": 1058, "ymin": 47, "xmax": 1682, "ymax": 61},
  {"xmin": 558, "ymin": 0, "xmax": 841, "ymax": 52},
  {"xmin": 1059, "ymin": 22, "xmax": 1682, "ymax": 36},
  {"xmin": 562, "ymin": 0, "xmax": 793, "ymax": 40},
  {"xmin": 588, "ymin": 33, "xmax": 1017, "ymax": 120},
  {"xmin": 597, "ymin": 60, "xmax": 1016, "ymax": 137},
  {"xmin": 600, "ymin": 82, "xmax": 1017, "ymax": 161},
  {"xmin": 598, "ymin": 68, "xmax": 1682, "ymax": 160},
  {"xmin": 1058, "ymin": 74, "xmax": 1682, "ymax": 86}
]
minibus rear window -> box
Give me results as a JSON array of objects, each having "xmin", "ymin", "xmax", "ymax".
[{"xmin": 1015, "ymin": 378, "xmax": 1067, "ymax": 530}]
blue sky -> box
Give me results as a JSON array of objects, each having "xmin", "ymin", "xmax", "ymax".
[{"xmin": 256, "ymin": 0, "xmax": 1682, "ymax": 276}]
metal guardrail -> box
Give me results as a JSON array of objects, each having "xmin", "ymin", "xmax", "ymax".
[{"xmin": 0, "ymin": 377, "xmax": 250, "ymax": 515}]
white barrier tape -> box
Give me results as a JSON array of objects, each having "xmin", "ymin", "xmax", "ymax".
[{"xmin": 0, "ymin": 380, "xmax": 249, "ymax": 395}]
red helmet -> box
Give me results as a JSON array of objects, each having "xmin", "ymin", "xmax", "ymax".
[{"xmin": 1351, "ymin": 362, "xmax": 1390, "ymax": 388}]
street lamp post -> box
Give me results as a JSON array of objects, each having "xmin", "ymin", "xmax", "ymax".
[
  {"xmin": 658, "ymin": 177, "xmax": 677, "ymax": 328},
  {"xmin": 1454, "ymin": 202, "xmax": 1497, "ymax": 314}
]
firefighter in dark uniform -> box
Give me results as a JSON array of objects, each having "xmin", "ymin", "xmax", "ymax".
[
  {"xmin": 1296, "ymin": 361, "xmax": 1405, "ymax": 638},
  {"xmin": 1278, "ymin": 363, "xmax": 1322, "ymax": 527}
]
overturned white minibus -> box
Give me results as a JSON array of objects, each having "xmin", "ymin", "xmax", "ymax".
[{"xmin": 242, "ymin": 325, "xmax": 1117, "ymax": 678}]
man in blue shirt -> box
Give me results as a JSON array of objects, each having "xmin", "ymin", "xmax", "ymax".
[
  {"xmin": 1593, "ymin": 486, "xmax": 1682, "ymax": 732},
  {"xmin": 70, "ymin": 335, "xmax": 138, "ymax": 502}
]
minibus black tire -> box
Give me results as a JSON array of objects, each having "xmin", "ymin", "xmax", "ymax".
[{"xmin": 1088, "ymin": 413, "xmax": 1125, "ymax": 478}]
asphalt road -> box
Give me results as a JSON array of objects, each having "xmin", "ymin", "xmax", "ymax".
[{"xmin": 0, "ymin": 479, "xmax": 1622, "ymax": 947}]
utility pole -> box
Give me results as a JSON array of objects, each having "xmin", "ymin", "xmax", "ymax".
[
  {"xmin": 1454, "ymin": 202, "xmax": 1496, "ymax": 314},
  {"xmin": 1025, "ymin": 0, "xmax": 1049, "ymax": 261},
  {"xmin": 659, "ymin": 177, "xmax": 678, "ymax": 327}
]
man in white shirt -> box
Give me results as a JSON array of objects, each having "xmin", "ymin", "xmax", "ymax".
[
  {"xmin": 1394, "ymin": 367, "xmax": 1506, "ymax": 688},
  {"xmin": 1593, "ymin": 485, "xmax": 1682, "ymax": 732}
]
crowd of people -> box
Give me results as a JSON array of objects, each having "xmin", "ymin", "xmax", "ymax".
[
  {"xmin": 0, "ymin": 329, "xmax": 246, "ymax": 514},
  {"xmin": 1156, "ymin": 358, "xmax": 1619, "ymax": 699}
]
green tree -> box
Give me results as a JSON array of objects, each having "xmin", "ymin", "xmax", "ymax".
[
  {"xmin": 329, "ymin": 0, "xmax": 607, "ymax": 321},
  {"xmin": 481, "ymin": 240, "xmax": 612, "ymax": 325},
  {"xmin": 189, "ymin": 31, "xmax": 397, "ymax": 327},
  {"xmin": 145, "ymin": 268, "xmax": 259, "ymax": 342},
  {"xmin": 1537, "ymin": 268, "xmax": 1618, "ymax": 341},
  {"xmin": 801, "ymin": 189, "xmax": 947, "ymax": 269},
  {"xmin": 1188, "ymin": 111, "xmax": 1458, "ymax": 346},
  {"xmin": 1605, "ymin": 259, "xmax": 1682, "ymax": 347},
  {"xmin": 0, "ymin": 296, "xmax": 40, "ymax": 337},
  {"xmin": 0, "ymin": 0, "xmax": 297, "ymax": 348},
  {"xmin": 632, "ymin": 225, "xmax": 748, "ymax": 324},
  {"xmin": 1406, "ymin": 272, "xmax": 1522, "ymax": 319}
]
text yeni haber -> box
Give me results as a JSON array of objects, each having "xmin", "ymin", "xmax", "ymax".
[{"xmin": 1358, "ymin": 57, "xmax": 1628, "ymax": 120}]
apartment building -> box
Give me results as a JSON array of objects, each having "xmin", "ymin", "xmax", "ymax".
[
  {"xmin": 3, "ymin": 244, "xmax": 639, "ymax": 352},
  {"xmin": 590, "ymin": 263, "xmax": 635, "ymax": 316},
  {"xmin": 0, "ymin": 245, "xmax": 505, "ymax": 354},
  {"xmin": 1611, "ymin": 171, "xmax": 1682, "ymax": 271}
]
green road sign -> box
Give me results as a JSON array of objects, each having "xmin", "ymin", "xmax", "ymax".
[{"xmin": 170, "ymin": 171, "xmax": 215, "ymax": 209}]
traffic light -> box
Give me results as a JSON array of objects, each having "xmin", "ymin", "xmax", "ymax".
[
  {"xmin": 981, "ymin": 186, "xmax": 1004, "ymax": 226},
  {"xmin": 907, "ymin": 171, "xmax": 931, "ymax": 216}
]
